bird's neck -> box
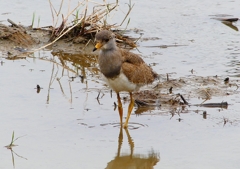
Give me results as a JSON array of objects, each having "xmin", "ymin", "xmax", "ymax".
[{"xmin": 98, "ymin": 48, "xmax": 122, "ymax": 79}]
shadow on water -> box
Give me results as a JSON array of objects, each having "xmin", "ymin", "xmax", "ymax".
[{"xmin": 105, "ymin": 127, "xmax": 160, "ymax": 169}]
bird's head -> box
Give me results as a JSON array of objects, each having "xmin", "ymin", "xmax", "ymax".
[{"xmin": 93, "ymin": 30, "xmax": 116, "ymax": 52}]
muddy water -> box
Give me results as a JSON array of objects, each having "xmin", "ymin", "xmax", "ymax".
[{"xmin": 1, "ymin": 0, "xmax": 240, "ymax": 169}]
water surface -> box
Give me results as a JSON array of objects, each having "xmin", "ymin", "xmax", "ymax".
[{"xmin": 1, "ymin": 0, "xmax": 240, "ymax": 168}]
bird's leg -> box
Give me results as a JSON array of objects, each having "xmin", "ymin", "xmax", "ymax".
[
  {"xmin": 117, "ymin": 92, "xmax": 123, "ymax": 125},
  {"xmin": 124, "ymin": 92, "xmax": 134, "ymax": 128}
]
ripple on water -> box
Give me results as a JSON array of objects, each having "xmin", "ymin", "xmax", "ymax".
[
  {"xmin": 77, "ymin": 120, "xmax": 148, "ymax": 129},
  {"xmin": 100, "ymin": 122, "xmax": 148, "ymax": 130}
]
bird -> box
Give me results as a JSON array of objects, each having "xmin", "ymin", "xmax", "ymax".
[{"xmin": 93, "ymin": 30, "xmax": 158, "ymax": 128}]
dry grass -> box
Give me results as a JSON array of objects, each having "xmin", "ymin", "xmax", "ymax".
[
  {"xmin": 46, "ymin": 0, "xmax": 136, "ymax": 48},
  {"xmin": 0, "ymin": 0, "xmax": 136, "ymax": 54}
]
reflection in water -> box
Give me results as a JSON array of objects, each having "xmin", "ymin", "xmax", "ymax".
[
  {"xmin": 5, "ymin": 133, "xmax": 28, "ymax": 168},
  {"xmin": 221, "ymin": 21, "xmax": 238, "ymax": 31},
  {"xmin": 135, "ymin": 106, "xmax": 156, "ymax": 115},
  {"xmin": 203, "ymin": 111, "xmax": 207, "ymax": 119},
  {"xmin": 36, "ymin": 84, "xmax": 42, "ymax": 93},
  {"xmin": 212, "ymin": 16, "xmax": 239, "ymax": 31},
  {"xmin": 6, "ymin": 147, "xmax": 27, "ymax": 168},
  {"xmin": 51, "ymin": 51, "xmax": 99, "ymax": 77},
  {"xmin": 105, "ymin": 127, "xmax": 160, "ymax": 169},
  {"xmin": 34, "ymin": 51, "xmax": 99, "ymax": 104}
]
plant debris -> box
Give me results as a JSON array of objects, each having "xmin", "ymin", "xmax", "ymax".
[
  {"xmin": 132, "ymin": 75, "xmax": 239, "ymax": 114},
  {"xmin": 0, "ymin": 0, "xmax": 138, "ymax": 58}
]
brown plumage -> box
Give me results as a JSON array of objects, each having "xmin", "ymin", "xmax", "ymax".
[
  {"xmin": 93, "ymin": 30, "xmax": 158, "ymax": 128},
  {"xmin": 121, "ymin": 49, "xmax": 157, "ymax": 84}
]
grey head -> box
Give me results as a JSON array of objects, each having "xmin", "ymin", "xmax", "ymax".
[{"xmin": 93, "ymin": 30, "xmax": 117, "ymax": 51}]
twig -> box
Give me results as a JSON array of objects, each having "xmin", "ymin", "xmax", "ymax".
[
  {"xmin": 46, "ymin": 61, "xmax": 58, "ymax": 104},
  {"xmin": 80, "ymin": 3, "xmax": 88, "ymax": 35},
  {"xmin": 68, "ymin": 71, "xmax": 73, "ymax": 104},
  {"xmin": 57, "ymin": 77, "xmax": 66, "ymax": 97},
  {"xmin": 178, "ymin": 93, "xmax": 188, "ymax": 105},
  {"xmin": 33, "ymin": 18, "xmax": 83, "ymax": 52},
  {"xmin": 197, "ymin": 102, "xmax": 228, "ymax": 109},
  {"xmin": 7, "ymin": 19, "xmax": 22, "ymax": 29},
  {"xmin": 120, "ymin": 0, "xmax": 134, "ymax": 26},
  {"xmin": 97, "ymin": 90, "xmax": 101, "ymax": 100}
]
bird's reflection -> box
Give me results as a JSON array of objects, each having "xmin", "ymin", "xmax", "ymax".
[{"xmin": 105, "ymin": 127, "xmax": 160, "ymax": 169}]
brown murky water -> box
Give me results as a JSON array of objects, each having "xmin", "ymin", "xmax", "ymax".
[{"xmin": 1, "ymin": 0, "xmax": 240, "ymax": 168}]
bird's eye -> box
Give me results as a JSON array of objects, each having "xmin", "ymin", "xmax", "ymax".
[{"xmin": 104, "ymin": 39, "xmax": 109, "ymax": 43}]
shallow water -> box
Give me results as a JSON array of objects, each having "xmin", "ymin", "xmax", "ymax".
[{"xmin": 1, "ymin": 0, "xmax": 240, "ymax": 169}]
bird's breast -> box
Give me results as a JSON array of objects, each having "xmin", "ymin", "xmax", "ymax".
[{"xmin": 102, "ymin": 71, "xmax": 140, "ymax": 93}]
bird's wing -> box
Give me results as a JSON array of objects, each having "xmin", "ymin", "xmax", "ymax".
[
  {"xmin": 120, "ymin": 49, "xmax": 144, "ymax": 65},
  {"xmin": 120, "ymin": 49, "xmax": 156, "ymax": 84}
]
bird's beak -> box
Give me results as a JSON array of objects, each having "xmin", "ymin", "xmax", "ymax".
[{"xmin": 93, "ymin": 42, "xmax": 103, "ymax": 52}]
